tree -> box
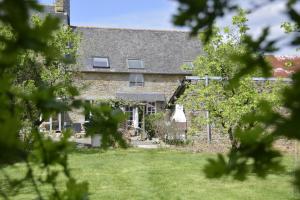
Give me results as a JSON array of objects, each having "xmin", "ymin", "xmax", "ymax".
[
  {"xmin": 174, "ymin": 0, "xmax": 300, "ymax": 190},
  {"xmin": 0, "ymin": 1, "xmax": 125, "ymax": 199},
  {"xmin": 2, "ymin": 15, "xmax": 81, "ymax": 132},
  {"xmin": 179, "ymin": 10, "xmax": 284, "ymax": 150}
]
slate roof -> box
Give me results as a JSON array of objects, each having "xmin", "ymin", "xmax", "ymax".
[{"xmin": 73, "ymin": 27, "xmax": 203, "ymax": 74}]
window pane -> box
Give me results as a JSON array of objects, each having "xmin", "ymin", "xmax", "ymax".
[
  {"xmin": 129, "ymin": 74, "xmax": 144, "ymax": 86},
  {"xmin": 125, "ymin": 106, "xmax": 134, "ymax": 126},
  {"xmin": 146, "ymin": 102, "xmax": 156, "ymax": 114},
  {"xmin": 135, "ymin": 74, "xmax": 144, "ymax": 82},
  {"xmin": 93, "ymin": 57, "xmax": 109, "ymax": 68},
  {"xmin": 183, "ymin": 61, "xmax": 194, "ymax": 69},
  {"xmin": 128, "ymin": 59, "xmax": 144, "ymax": 69}
]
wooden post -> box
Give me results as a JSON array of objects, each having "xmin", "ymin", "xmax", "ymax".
[
  {"xmin": 58, "ymin": 113, "xmax": 62, "ymax": 132},
  {"xmin": 205, "ymin": 75, "xmax": 212, "ymax": 144},
  {"xmin": 49, "ymin": 116, "xmax": 53, "ymax": 133},
  {"xmin": 142, "ymin": 105, "xmax": 145, "ymax": 139}
]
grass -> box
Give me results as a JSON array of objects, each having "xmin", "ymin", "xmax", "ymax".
[{"xmin": 1, "ymin": 148, "xmax": 297, "ymax": 200}]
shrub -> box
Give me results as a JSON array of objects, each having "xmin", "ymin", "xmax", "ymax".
[{"xmin": 145, "ymin": 112, "xmax": 165, "ymax": 139}]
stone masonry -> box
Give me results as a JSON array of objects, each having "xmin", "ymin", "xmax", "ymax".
[{"xmin": 67, "ymin": 72, "xmax": 185, "ymax": 123}]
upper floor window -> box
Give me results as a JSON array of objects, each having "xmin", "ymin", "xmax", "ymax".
[
  {"xmin": 93, "ymin": 57, "xmax": 110, "ymax": 68},
  {"xmin": 129, "ymin": 74, "xmax": 144, "ymax": 86},
  {"xmin": 127, "ymin": 59, "xmax": 144, "ymax": 69},
  {"xmin": 125, "ymin": 106, "xmax": 134, "ymax": 126}
]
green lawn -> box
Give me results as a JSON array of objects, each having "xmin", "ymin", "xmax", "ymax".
[{"xmin": 1, "ymin": 148, "xmax": 297, "ymax": 200}]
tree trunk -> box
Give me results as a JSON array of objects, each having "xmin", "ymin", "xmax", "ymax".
[
  {"xmin": 228, "ymin": 127, "xmax": 239, "ymax": 167},
  {"xmin": 228, "ymin": 127, "xmax": 238, "ymax": 150}
]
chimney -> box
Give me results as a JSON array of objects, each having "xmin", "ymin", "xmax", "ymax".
[
  {"xmin": 55, "ymin": 0, "xmax": 70, "ymax": 24},
  {"xmin": 55, "ymin": 0, "xmax": 70, "ymax": 14}
]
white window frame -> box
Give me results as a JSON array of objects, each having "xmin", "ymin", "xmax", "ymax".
[
  {"xmin": 129, "ymin": 74, "xmax": 144, "ymax": 87},
  {"xmin": 125, "ymin": 106, "xmax": 134, "ymax": 127},
  {"xmin": 146, "ymin": 102, "xmax": 156, "ymax": 114},
  {"xmin": 84, "ymin": 100, "xmax": 95, "ymax": 123},
  {"xmin": 40, "ymin": 113, "xmax": 62, "ymax": 132},
  {"xmin": 183, "ymin": 61, "xmax": 194, "ymax": 69},
  {"xmin": 92, "ymin": 57, "xmax": 110, "ymax": 68},
  {"xmin": 127, "ymin": 59, "xmax": 144, "ymax": 69}
]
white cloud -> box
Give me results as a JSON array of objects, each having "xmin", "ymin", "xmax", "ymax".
[{"xmin": 216, "ymin": 1, "xmax": 297, "ymax": 55}]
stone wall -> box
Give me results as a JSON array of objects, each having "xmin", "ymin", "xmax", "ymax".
[{"xmin": 67, "ymin": 72, "xmax": 184, "ymax": 123}]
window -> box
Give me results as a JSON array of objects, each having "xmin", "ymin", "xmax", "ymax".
[
  {"xmin": 125, "ymin": 106, "xmax": 134, "ymax": 126},
  {"xmin": 40, "ymin": 114, "xmax": 62, "ymax": 132},
  {"xmin": 64, "ymin": 53, "xmax": 74, "ymax": 63},
  {"xmin": 127, "ymin": 59, "xmax": 144, "ymax": 69},
  {"xmin": 84, "ymin": 100, "xmax": 95, "ymax": 122},
  {"xmin": 93, "ymin": 57, "xmax": 109, "ymax": 68},
  {"xmin": 146, "ymin": 102, "xmax": 156, "ymax": 114},
  {"xmin": 183, "ymin": 61, "xmax": 194, "ymax": 69},
  {"xmin": 129, "ymin": 74, "xmax": 144, "ymax": 86},
  {"xmin": 66, "ymin": 41, "xmax": 73, "ymax": 49}
]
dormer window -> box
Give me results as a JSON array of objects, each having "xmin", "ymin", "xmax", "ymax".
[
  {"xmin": 93, "ymin": 57, "xmax": 110, "ymax": 68},
  {"xmin": 127, "ymin": 59, "xmax": 144, "ymax": 69},
  {"xmin": 183, "ymin": 61, "xmax": 194, "ymax": 69}
]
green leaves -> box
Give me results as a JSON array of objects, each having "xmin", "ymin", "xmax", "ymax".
[
  {"xmin": 173, "ymin": 0, "xmax": 236, "ymax": 42},
  {"xmin": 204, "ymin": 154, "xmax": 229, "ymax": 179},
  {"xmin": 177, "ymin": 8, "xmax": 287, "ymax": 185},
  {"xmin": 0, "ymin": 1, "xmax": 87, "ymax": 199},
  {"xmin": 84, "ymin": 103, "xmax": 127, "ymax": 149},
  {"xmin": 204, "ymin": 131, "xmax": 284, "ymax": 181},
  {"xmin": 61, "ymin": 178, "xmax": 89, "ymax": 200},
  {"xmin": 0, "ymin": 77, "xmax": 27, "ymax": 165},
  {"xmin": 0, "ymin": 0, "xmax": 59, "ymax": 71}
]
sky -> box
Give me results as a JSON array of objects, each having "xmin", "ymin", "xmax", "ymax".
[{"xmin": 38, "ymin": 0, "xmax": 298, "ymax": 55}]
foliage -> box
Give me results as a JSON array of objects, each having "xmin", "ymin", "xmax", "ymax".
[
  {"xmin": 173, "ymin": 0, "xmax": 237, "ymax": 41},
  {"xmin": 3, "ymin": 16, "xmax": 81, "ymax": 134},
  {"xmin": 144, "ymin": 112, "xmax": 165, "ymax": 139},
  {"xmin": 84, "ymin": 103, "xmax": 127, "ymax": 149},
  {"xmin": 0, "ymin": 0, "xmax": 124, "ymax": 199},
  {"xmin": 174, "ymin": 0, "xmax": 300, "ymax": 191},
  {"xmin": 179, "ymin": 11, "xmax": 284, "ymax": 149}
]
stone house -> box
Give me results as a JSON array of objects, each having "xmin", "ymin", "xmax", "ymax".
[{"xmin": 41, "ymin": 0, "xmax": 202, "ymax": 133}]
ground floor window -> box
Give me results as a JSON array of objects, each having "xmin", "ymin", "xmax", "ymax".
[
  {"xmin": 123, "ymin": 103, "xmax": 158, "ymax": 131},
  {"xmin": 125, "ymin": 106, "xmax": 134, "ymax": 127},
  {"xmin": 84, "ymin": 100, "xmax": 95, "ymax": 122},
  {"xmin": 125, "ymin": 106, "xmax": 145, "ymax": 129},
  {"xmin": 40, "ymin": 113, "xmax": 62, "ymax": 132},
  {"xmin": 146, "ymin": 102, "xmax": 156, "ymax": 114}
]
